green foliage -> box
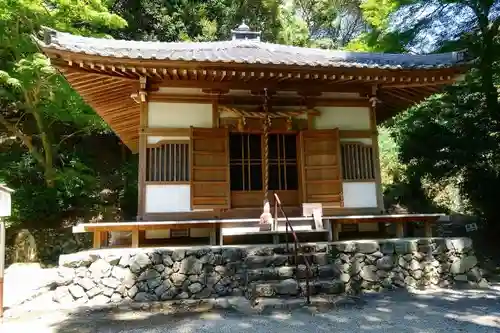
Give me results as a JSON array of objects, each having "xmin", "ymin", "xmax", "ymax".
[
  {"xmin": 107, "ymin": 0, "xmax": 283, "ymax": 42},
  {"xmin": 390, "ymin": 71, "xmax": 500, "ymax": 218},
  {"xmin": 290, "ymin": 0, "xmax": 367, "ymax": 48},
  {"xmin": 0, "ymin": 0, "xmax": 499, "ymax": 243},
  {"xmin": 0, "ymin": 0, "xmax": 130, "ymax": 230}
]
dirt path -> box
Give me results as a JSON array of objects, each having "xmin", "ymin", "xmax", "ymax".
[{"xmin": 2, "ymin": 284, "xmax": 500, "ymax": 332}]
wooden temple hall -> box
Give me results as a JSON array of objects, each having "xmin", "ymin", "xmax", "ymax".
[{"xmin": 37, "ymin": 23, "xmax": 466, "ymax": 248}]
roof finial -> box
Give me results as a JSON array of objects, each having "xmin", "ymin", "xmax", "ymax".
[{"xmin": 231, "ymin": 20, "xmax": 261, "ymax": 41}]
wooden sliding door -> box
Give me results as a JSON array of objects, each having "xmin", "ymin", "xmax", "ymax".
[
  {"xmin": 228, "ymin": 132, "xmax": 300, "ymax": 208},
  {"xmin": 190, "ymin": 127, "xmax": 230, "ymax": 209},
  {"xmin": 299, "ymin": 129, "xmax": 342, "ymax": 208}
]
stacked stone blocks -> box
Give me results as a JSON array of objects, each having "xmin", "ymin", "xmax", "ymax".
[{"xmin": 52, "ymin": 237, "xmax": 487, "ymax": 305}]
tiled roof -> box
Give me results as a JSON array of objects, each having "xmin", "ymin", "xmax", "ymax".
[{"xmin": 38, "ymin": 28, "xmax": 467, "ymax": 70}]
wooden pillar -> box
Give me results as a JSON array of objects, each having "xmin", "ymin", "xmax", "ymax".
[
  {"xmin": 137, "ymin": 77, "xmax": 148, "ymax": 221},
  {"xmin": 332, "ymin": 221, "xmax": 340, "ymax": 241},
  {"xmin": 212, "ymin": 97, "xmax": 219, "ymax": 128},
  {"xmin": 93, "ymin": 231, "xmax": 103, "ymax": 249},
  {"xmin": 210, "ymin": 226, "xmax": 217, "ymax": 245},
  {"xmin": 219, "ymin": 229, "xmax": 224, "ymax": 246},
  {"xmin": 326, "ymin": 219, "xmax": 333, "ymax": 242},
  {"xmin": 424, "ymin": 220, "xmax": 433, "ymax": 237},
  {"xmin": 396, "ymin": 222, "xmax": 404, "ymax": 238},
  {"xmin": 370, "ymin": 88, "xmax": 384, "ymax": 212},
  {"xmin": 131, "ymin": 229, "xmax": 140, "ymax": 248}
]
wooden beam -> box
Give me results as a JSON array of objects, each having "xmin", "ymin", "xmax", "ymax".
[
  {"xmin": 143, "ymin": 128, "xmax": 191, "ymax": 136},
  {"xmin": 148, "ymin": 91, "xmax": 370, "ymax": 107},
  {"xmin": 339, "ymin": 130, "xmax": 373, "ymax": 139},
  {"xmin": 153, "ymin": 80, "xmax": 371, "ymax": 94}
]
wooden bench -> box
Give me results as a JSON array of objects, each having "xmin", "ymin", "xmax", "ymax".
[
  {"xmin": 325, "ymin": 213, "xmax": 445, "ymax": 241},
  {"xmin": 73, "ymin": 214, "xmax": 445, "ymax": 249}
]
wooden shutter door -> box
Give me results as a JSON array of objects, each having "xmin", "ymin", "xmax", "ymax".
[
  {"xmin": 190, "ymin": 127, "xmax": 230, "ymax": 209},
  {"xmin": 299, "ymin": 129, "xmax": 342, "ymax": 208}
]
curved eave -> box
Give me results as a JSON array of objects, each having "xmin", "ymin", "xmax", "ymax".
[
  {"xmin": 40, "ymin": 45, "xmax": 468, "ymax": 153},
  {"xmin": 41, "ymin": 46, "xmax": 469, "ymax": 76}
]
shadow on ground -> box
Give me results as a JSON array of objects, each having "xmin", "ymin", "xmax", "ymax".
[{"xmin": 49, "ymin": 285, "xmax": 500, "ymax": 333}]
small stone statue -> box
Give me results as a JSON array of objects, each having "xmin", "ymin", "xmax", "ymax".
[
  {"xmin": 260, "ymin": 199, "xmax": 273, "ymax": 225},
  {"xmin": 13, "ymin": 229, "xmax": 37, "ymax": 263}
]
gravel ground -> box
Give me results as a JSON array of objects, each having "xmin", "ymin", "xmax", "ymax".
[{"xmin": 2, "ymin": 284, "xmax": 500, "ymax": 333}]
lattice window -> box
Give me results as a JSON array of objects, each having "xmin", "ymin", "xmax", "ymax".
[
  {"xmin": 269, "ymin": 134, "xmax": 298, "ymax": 190},
  {"xmin": 341, "ymin": 142, "xmax": 375, "ymax": 181},
  {"xmin": 229, "ymin": 133, "xmax": 263, "ymax": 191},
  {"xmin": 146, "ymin": 142, "xmax": 190, "ymax": 182}
]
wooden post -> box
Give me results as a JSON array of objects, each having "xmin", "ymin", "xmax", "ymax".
[
  {"xmin": 326, "ymin": 219, "xmax": 333, "ymax": 242},
  {"xmin": 396, "ymin": 222, "xmax": 404, "ymax": 238},
  {"xmin": 93, "ymin": 231, "xmax": 103, "ymax": 249},
  {"xmin": 424, "ymin": 220, "xmax": 432, "ymax": 237},
  {"xmin": 137, "ymin": 77, "xmax": 148, "ymax": 221},
  {"xmin": 209, "ymin": 226, "xmax": 217, "ymax": 245},
  {"xmin": 219, "ymin": 229, "xmax": 224, "ymax": 246},
  {"xmin": 332, "ymin": 221, "xmax": 340, "ymax": 241},
  {"xmin": 370, "ymin": 88, "xmax": 384, "ymax": 212},
  {"xmin": 131, "ymin": 229, "xmax": 140, "ymax": 248}
]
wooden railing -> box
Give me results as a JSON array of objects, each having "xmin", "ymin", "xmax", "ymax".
[{"xmin": 273, "ymin": 192, "xmax": 311, "ymax": 304}]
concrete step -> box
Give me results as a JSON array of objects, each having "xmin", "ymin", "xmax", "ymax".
[
  {"xmin": 220, "ymin": 217, "xmax": 328, "ymax": 237},
  {"xmin": 249, "ymin": 279, "xmax": 345, "ymax": 297},
  {"xmin": 246, "ymin": 264, "xmax": 341, "ymax": 282}
]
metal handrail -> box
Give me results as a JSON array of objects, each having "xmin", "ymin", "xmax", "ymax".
[{"xmin": 273, "ymin": 192, "xmax": 311, "ymax": 304}]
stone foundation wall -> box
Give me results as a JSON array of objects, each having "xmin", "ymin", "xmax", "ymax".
[{"xmin": 52, "ymin": 238, "xmax": 487, "ymax": 305}]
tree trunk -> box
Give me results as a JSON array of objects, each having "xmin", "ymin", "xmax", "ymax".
[{"xmin": 32, "ymin": 110, "xmax": 56, "ymax": 188}]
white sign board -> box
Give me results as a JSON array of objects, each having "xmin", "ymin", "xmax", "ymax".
[
  {"xmin": 465, "ymin": 223, "xmax": 478, "ymax": 232},
  {"xmin": 0, "ymin": 222, "xmax": 4, "ymax": 279},
  {"xmin": 0, "ymin": 190, "xmax": 11, "ymax": 217}
]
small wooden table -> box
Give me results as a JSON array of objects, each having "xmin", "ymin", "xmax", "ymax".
[{"xmin": 325, "ymin": 213, "xmax": 444, "ymax": 241}]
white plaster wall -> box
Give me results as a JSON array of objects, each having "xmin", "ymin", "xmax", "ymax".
[
  {"xmin": 148, "ymin": 102, "xmax": 212, "ymax": 128},
  {"xmin": 145, "ymin": 184, "xmax": 191, "ymax": 213},
  {"xmin": 342, "ymin": 182, "xmax": 378, "ymax": 208},
  {"xmin": 315, "ymin": 106, "xmax": 371, "ymax": 130}
]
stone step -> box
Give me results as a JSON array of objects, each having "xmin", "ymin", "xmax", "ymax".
[
  {"xmin": 244, "ymin": 252, "xmax": 330, "ymax": 269},
  {"xmin": 246, "ymin": 264, "xmax": 341, "ymax": 282},
  {"xmin": 244, "ymin": 243, "xmax": 328, "ymax": 256},
  {"xmin": 249, "ymin": 278, "xmax": 345, "ymax": 297}
]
